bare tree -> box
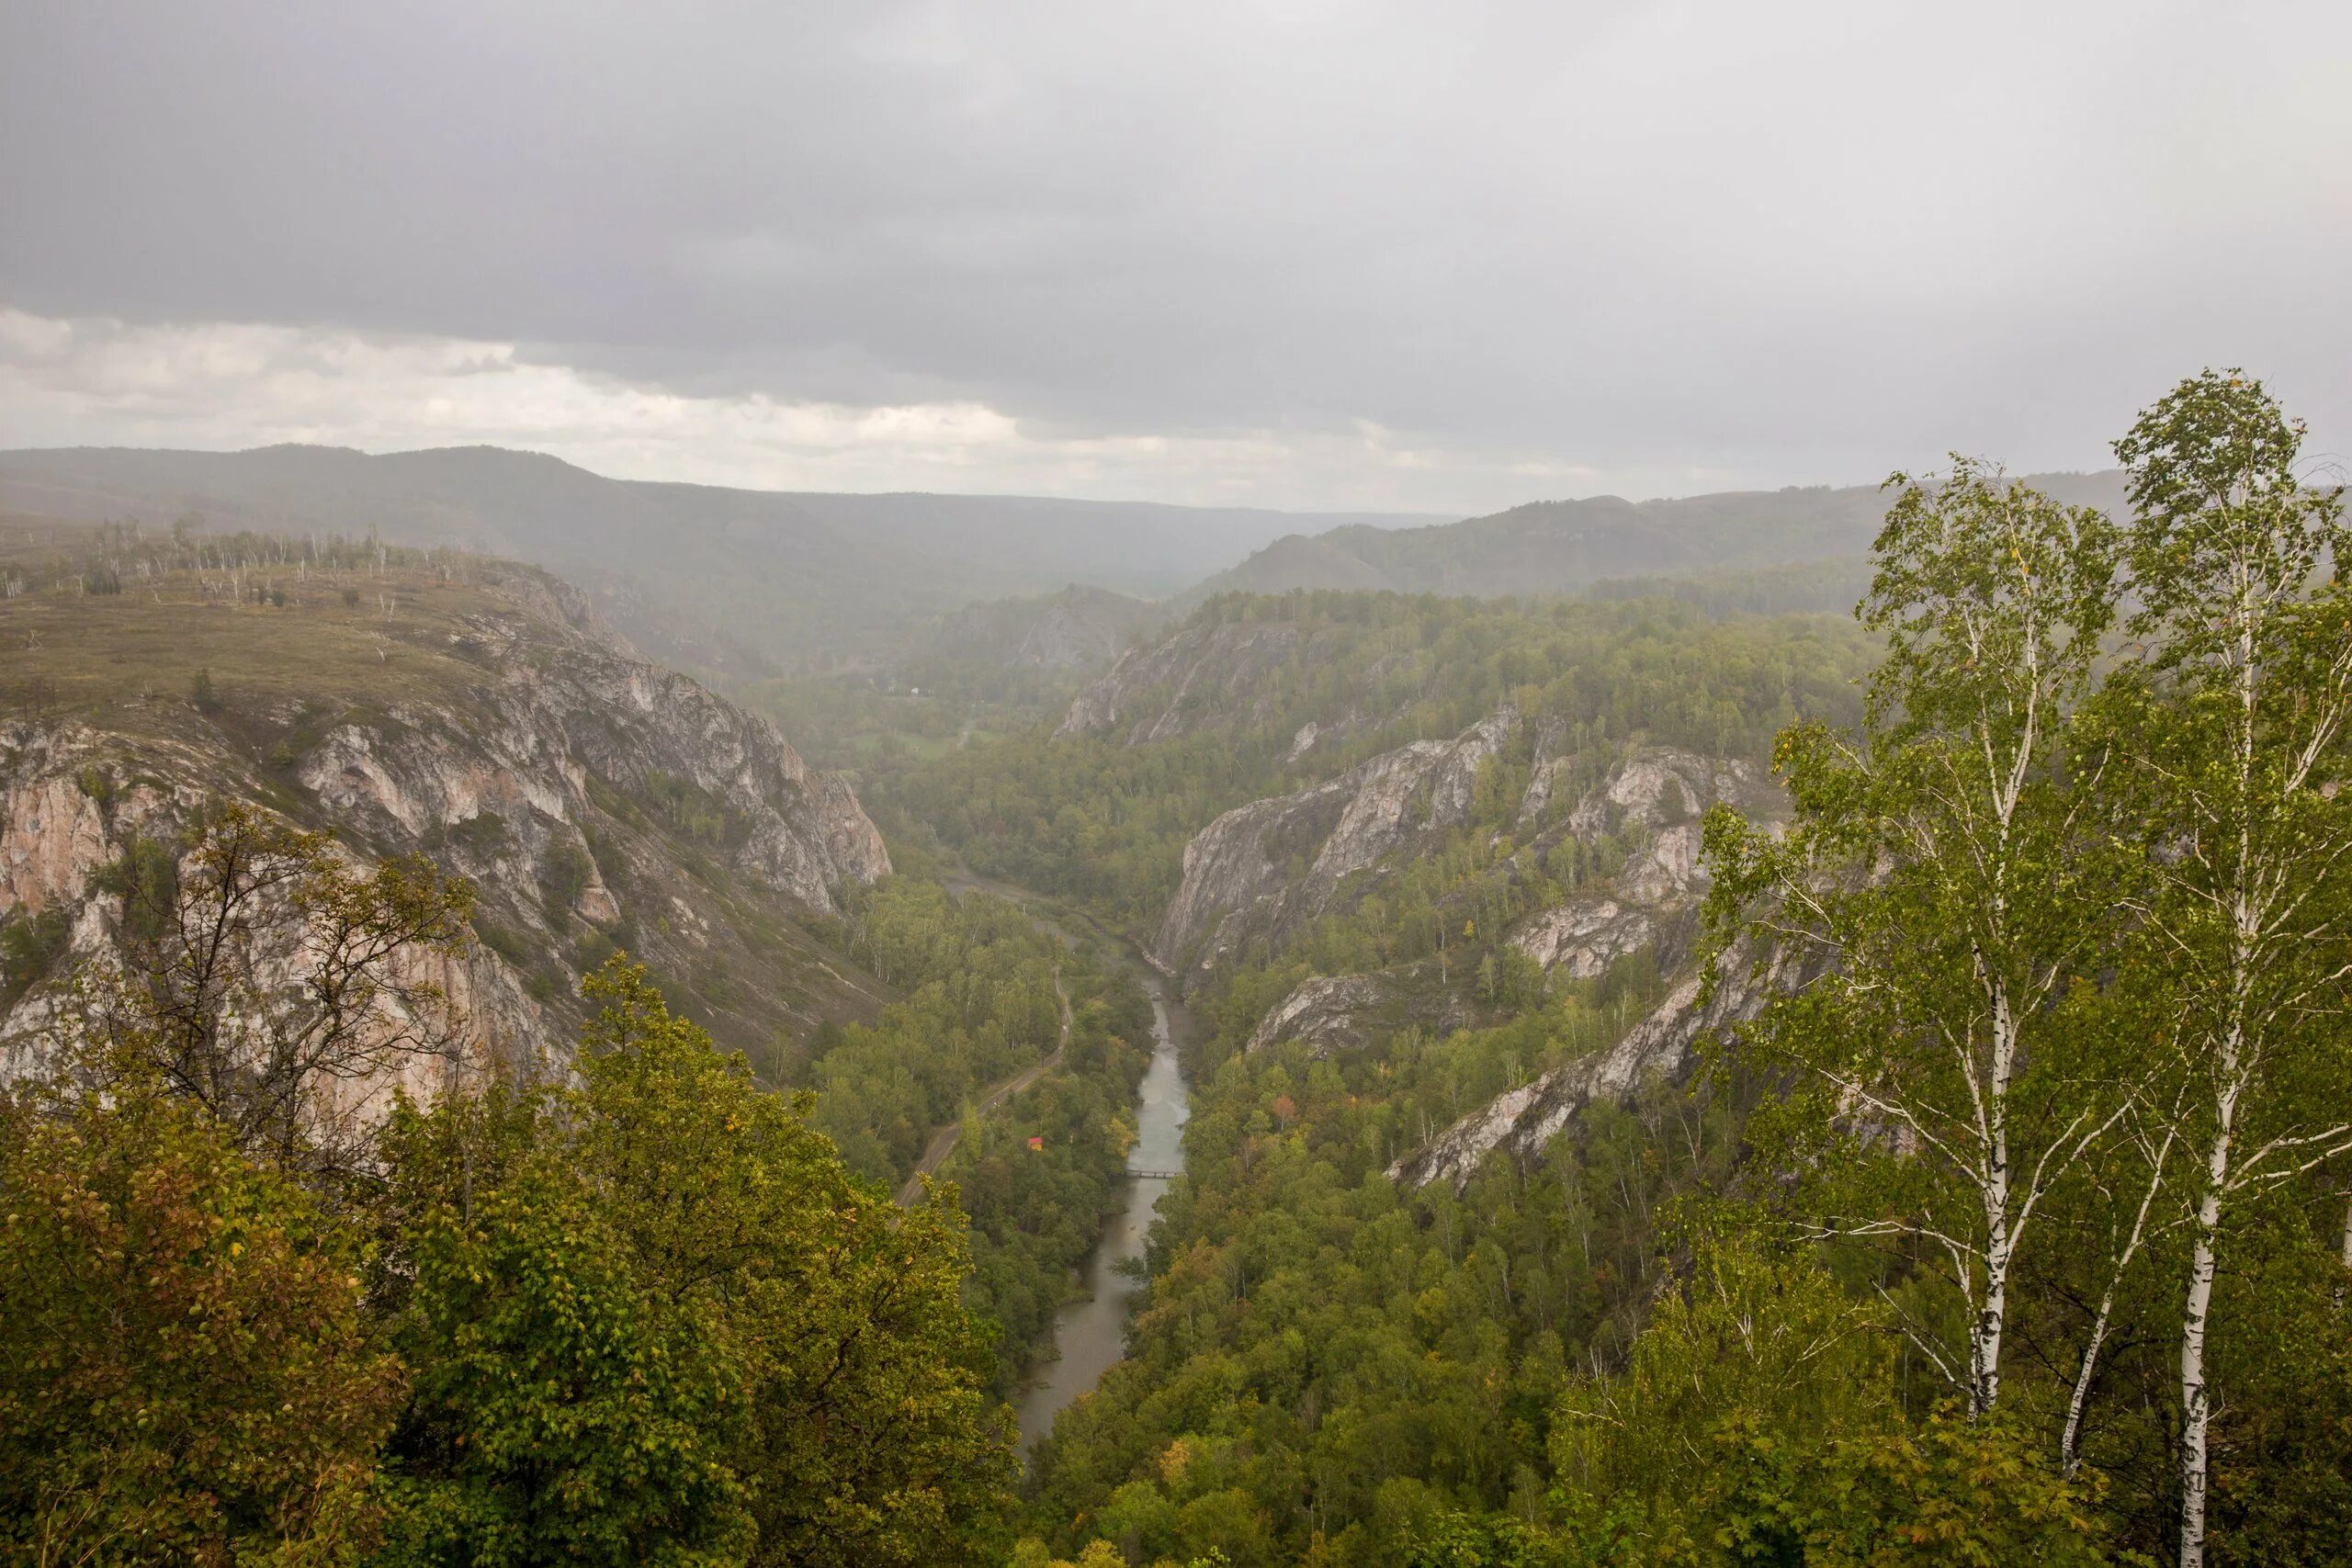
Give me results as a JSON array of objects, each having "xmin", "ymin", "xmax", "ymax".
[{"xmin": 66, "ymin": 801, "xmax": 477, "ymax": 1189}]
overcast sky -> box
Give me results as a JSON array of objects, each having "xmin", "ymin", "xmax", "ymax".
[{"xmin": 4, "ymin": 1, "xmax": 2346, "ymax": 513}]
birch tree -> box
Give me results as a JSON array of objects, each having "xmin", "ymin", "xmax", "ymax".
[
  {"xmin": 1706, "ymin": 458, "xmax": 2127, "ymax": 1421},
  {"xmin": 2101, "ymin": 369, "xmax": 2352, "ymax": 1568}
]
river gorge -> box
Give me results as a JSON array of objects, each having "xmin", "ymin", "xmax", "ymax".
[{"xmin": 1013, "ymin": 966, "xmax": 1194, "ymax": 1453}]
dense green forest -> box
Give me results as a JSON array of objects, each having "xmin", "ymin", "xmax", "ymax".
[
  {"xmin": 0, "ymin": 808, "xmax": 1009, "ymax": 1565},
  {"xmin": 801, "ymin": 876, "xmax": 1157, "ymax": 1392}
]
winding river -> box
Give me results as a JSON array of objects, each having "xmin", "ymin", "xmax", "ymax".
[{"xmin": 1012, "ymin": 967, "xmax": 1193, "ymax": 1453}]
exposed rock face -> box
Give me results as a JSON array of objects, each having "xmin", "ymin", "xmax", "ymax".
[
  {"xmin": 0, "ymin": 722, "xmax": 552, "ymax": 1085},
  {"xmin": 1057, "ymin": 621, "xmax": 1312, "ymax": 743},
  {"xmin": 1511, "ymin": 897, "xmax": 1657, "ymax": 980},
  {"xmin": 1, "ymin": 575, "xmax": 889, "ymax": 1080},
  {"xmin": 1246, "ymin": 973, "xmax": 1395, "ymax": 1055},
  {"xmin": 295, "ymin": 640, "xmax": 888, "ymax": 918},
  {"xmin": 1142, "ymin": 733, "xmax": 1801, "ymax": 1188},
  {"xmin": 1153, "ymin": 711, "xmax": 1518, "ymax": 983},
  {"xmin": 1013, "ymin": 602, "xmax": 1122, "ymax": 670},
  {"xmin": 0, "ymin": 764, "xmax": 115, "ymax": 916},
  {"xmin": 1564, "ymin": 747, "xmax": 1778, "ymax": 840},
  {"xmin": 1390, "ymin": 936, "xmax": 1818, "ymax": 1190},
  {"xmin": 1504, "ymin": 748, "xmax": 1784, "ymax": 980}
]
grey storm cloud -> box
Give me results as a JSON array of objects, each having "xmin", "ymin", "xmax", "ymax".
[{"xmin": 3, "ymin": 0, "xmax": 2347, "ymax": 506}]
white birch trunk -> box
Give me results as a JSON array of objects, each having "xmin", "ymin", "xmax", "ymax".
[
  {"xmin": 2178, "ymin": 568, "xmax": 2263, "ymax": 1568},
  {"xmin": 2177, "ymin": 1070, "xmax": 2237, "ymax": 1568},
  {"xmin": 1973, "ymin": 977, "xmax": 2016, "ymax": 1418}
]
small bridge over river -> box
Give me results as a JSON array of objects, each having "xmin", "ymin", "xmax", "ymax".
[{"xmin": 1127, "ymin": 1168, "xmax": 1182, "ymax": 1180}]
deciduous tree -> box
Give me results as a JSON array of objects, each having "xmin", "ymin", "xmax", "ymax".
[
  {"xmin": 0, "ymin": 1082, "xmax": 400, "ymax": 1565},
  {"xmin": 2101, "ymin": 368, "xmax": 2352, "ymax": 1566},
  {"xmin": 1705, "ymin": 460, "xmax": 2127, "ymax": 1420}
]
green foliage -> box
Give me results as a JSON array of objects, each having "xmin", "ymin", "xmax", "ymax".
[
  {"xmin": 804, "ymin": 875, "xmax": 1159, "ymax": 1390},
  {"xmin": 2091, "ymin": 368, "xmax": 2352, "ymax": 1565},
  {"xmin": 1700, "ymin": 461, "xmax": 2129, "ymax": 1420},
  {"xmin": 579, "ymin": 962, "xmax": 1018, "ymax": 1563},
  {"xmin": 376, "ymin": 1137, "xmax": 750, "ymax": 1568},
  {"xmin": 948, "ymin": 978, "xmax": 1153, "ymax": 1390},
  {"xmin": 809, "ymin": 878, "xmax": 1071, "ymax": 1178},
  {"xmin": 537, "ymin": 835, "xmax": 593, "ymax": 920},
  {"xmin": 1405, "ymin": 1511, "xmax": 1577, "ymax": 1568},
  {"xmin": 436, "ymin": 809, "xmax": 508, "ymax": 856},
  {"xmin": 1539, "ymin": 1238, "xmax": 2123, "ymax": 1565},
  {"xmin": 635, "ymin": 770, "xmax": 746, "ymax": 848},
  {"xmin": 376, "ymin": 963, "xmax": 1019, "ymax": 1566},
  {"xmin": 0, "ymin": 905, "xmax": 71, "ymax": 1009},
  {"xmin": 1550, "ymin": 1234, "xmax": 1896, "ymax": 1517},
  {"xmin": 1598, "ymin": 1410, "xmax": 2123, "ymax": 1567},
  {"xmin": 95, "ymin": 831, "xmax": 181, "ymax": 944},
  {"xmin": 75, "ymin": 761, "xmax": 119, "ymax": 810},
  {"xmin": 1022, "ymin": 1044, "xmax": 1743, "ymax": 1564},
  {"xmin": 0, "ymin": 1084, "xmax": 400, "ymax": 1565}
]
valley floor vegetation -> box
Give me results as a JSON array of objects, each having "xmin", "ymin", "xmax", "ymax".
[{"xmin": 6, "ymin": 372, "xmax": 2350, "ymax": 1568}]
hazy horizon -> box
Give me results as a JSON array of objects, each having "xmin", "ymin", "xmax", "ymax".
[
  {"xmin": 7, "ymin": 2, "xmax": 2345, "ymax": 513},
  {"xmin": 0, "ymin": 434, "xmax": 2142, "ymax": 521}
]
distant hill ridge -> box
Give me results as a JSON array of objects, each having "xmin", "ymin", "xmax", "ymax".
[
  {"xmin": 0, "ymin": 443, "xmax": 1441, "ymax": 671},
  {"xmin": 1185, "ymin": 469, "xmax": 2132, "ymax": 603}
]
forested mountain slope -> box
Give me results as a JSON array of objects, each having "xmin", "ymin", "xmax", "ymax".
[
  {"xmin": 906, "ymin": 591, "xmax": 1871, "ymax": 932},
  {"xmin": 926, "ymin": 583, "xmax": 1170, "ymax": 673},
  {"xmin": 893, "ymin": 591, "xmax": 1879, "ymax": 1561},
  {"xmin": 904, "ymin": 390, "xmax": 2352, "ymax": 1568},
  {"xmin": 0, "ymin": 514, "xmax": 1171, "ymax": 1529},
  {"xmin": 1187, "ymin": 469, "xmax": 2129, "ymax": 603},
  {"xmin": 0, "ymin": 444, "xmax": 1434, "ymax": 670}
]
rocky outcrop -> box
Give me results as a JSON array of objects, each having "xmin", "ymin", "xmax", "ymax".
[
  {"xmin": 1390, "ymin": 936, "xmax": 1817, "ymax": 1190},
  {"xmin": 1245, "ymin": 973, "xmax": 1396, "ymax": 1055},
  {"xmin": 1511, "ymin": 897, "xmax": 1658, "ymax": 980},
  {"xmin": 296, "ymin": 638, "xmax": 888, "ymax": 917},
  {"xmin": 1, "ymin": 570, "xmax": 890, "ymax": 1080},
  {"xmin": 1, "ymin": 764, "xmax": 117, "ymax": 917},
  {"xmin": 1127, "ymin": 738, "xmax": 1803, "ymax": 1189},
  {"xmin": 0, "ymin": 722, "xmax": 553, "ymax": 1087},
  {"xmin": 1503, "ymin": 748, "xmax": 1784, "ymax": 980},
  {"xmin": 1057, "ymin": 621, "xmax": 1313, "ymax": 743},
  {"xmin": 928, "ymin": 584, "xmax": 1167, "ymax": 673},
  {"xmin": 1564, "ymin": 747, "xmax": 1778, "ymax": 840},
  {"xmin": 1012, "ymin": 601, "xmax": 1124, "ymax": 670},
  {"xmin": 1153, "ymin": 711, "xmax": 1517, "ymax": 983}
]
